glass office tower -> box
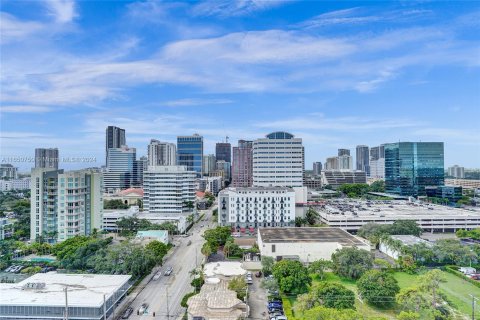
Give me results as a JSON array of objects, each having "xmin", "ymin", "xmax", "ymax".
[
  {"xmin": 385, "ymin": 142, "xmax": 444, "ymax": 196},
  {"xmin": 177, "ymin": 134, "xmax": 203, "ymax": 176}
]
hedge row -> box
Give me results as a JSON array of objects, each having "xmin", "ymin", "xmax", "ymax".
[
  {"xmin": 443, "ymin": 265, "xmax": 480, "ymax": 289},
  {"xmin": 281, "ymin": 296, "xmax": 297, "ymax": 320}
]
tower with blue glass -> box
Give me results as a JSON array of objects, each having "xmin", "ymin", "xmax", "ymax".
[
  {"xmin": 177, "ymin": 134, "xmax": 203, "ymax": 176},
  {"xmin": 385, "ymin": 142, "xmax": 444, "ymax": 197}
]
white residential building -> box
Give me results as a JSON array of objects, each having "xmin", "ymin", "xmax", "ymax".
[
  {"xmin": 0, "ymin": 178, "xmax": 31, "ymax": 191},
  {"xmin": 218, "ymin": 187, "xmax": 295, "ymax": 231},
  {"xmin": 448, "ymin": 165, "xmax": 465, "ymax": 179},
  {"xmin": 252, "ymin": 131, "xmax": 304, "ymax": 188},
  {"xmin": 147, "ymin": 139, "xmax": 176, "ymax": 166},
  {"xmin": 143, "ymin": 166, "xmax": 196, "ymax": 217},
  {"xmin": 0, "ymin": 164, "xmax": 18, "ymax": 179},
  {"xmin": 30, "ymin": 168, "xmax": 103, "ymax": 243}
]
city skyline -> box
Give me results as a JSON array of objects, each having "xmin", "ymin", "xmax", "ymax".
[{"xmin": 1, "ymin": 1, "xmax": 479, "ymax": 171}]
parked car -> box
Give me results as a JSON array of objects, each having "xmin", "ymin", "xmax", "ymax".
[
  {"xmin": 121, "ymin": 307, "xmax": 133, "ymax": 319},
  {"xmin": 138, "ymin": 303, "xmax": 149, "ymax": 314},
  {"xmin": 153, "ymin": 272, "xmax": 162, "ymax": 281},
  {"xmin": 255, "ymin": 271, "xmax": 262, "ymax": 277},
  {"xmin": 164, "ymin": 267, "xmax": 173, "ymax": 276}
]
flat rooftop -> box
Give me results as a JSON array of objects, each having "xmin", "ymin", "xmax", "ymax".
[
  {"xmin": 221, "ymin": 186, "xmax": 295, "ymax": 193},
  {"xmin": 258, "ymin": 227, "xmax": 367, "ymax": 246},
  {"xmin": 391, "ymin": 235, "xmax": 432, "ymax": 247},
  {"xmin": 0, "ymin": 273, "xmax": 131, "ymax": 307},
  {"xmin": 319, "ymin": 199, "xmax": 480, "ymax": 219}
]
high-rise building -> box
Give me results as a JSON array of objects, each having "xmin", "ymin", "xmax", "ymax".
[
  {"xmin": 448, "ymin": 165, "xmax": 465, "ymax": 179},
  {"xmin": 338, "ymin": 148, "xmax": 350, "ymax": 156},
  {"xmin": 356, "ymin": 145, "xmax": 370, "ymax": 175},
  {"xmin": 325, "ymin": 157, "xmax": 339, "ymax": 170},
  {"xmin": 105, "ymin": 126, "xmax": 126, "ymax": 164},
  {"xmin": 0, "ymin": 164, "xmax": 18, "ymax": 179},
  {"xmin": 232, "ymin": 140, "xmax": 253, "ymax": 187},
  {"xmin": 369, "ymin": 145, "xmax": 385, "ymax": 178},
  {"xmin": 253, "ymin": 132, "xmax": 304, "ymax": 188},
  {"xmin": 338, "ymin": 155, "xmax": 353, "ymax": 170},
  {"xmin": 35, "ymin": 148, "xmax": 59, "ymax": 169},
  {"xmin": 215, "ymin": 142, "xmax": 232, "ymax": 163},
  {"xmin": 143, "ymin": 166, "xmax": 196, "ymax": 216},
  {"xmin": 177, "ymin": 134, "xmax": 203, "ymax": 176},
  {"xmin": 312, "ymin": 162, "xmax": 322, "ymax": 176},
  {"xmin": 202, "ymin": 154, "xmax": 216, "ymax": 176},
  {"xmin": 385, "ymin": 142, "xmax": 444, "ymax": 196},
  {"xmin": 216, "ymin": 160, "xmax": 231, "ymax": 182},
  {"xmin": 147, "ymin": 140, "xmax": 176, "ymax": 166},
  {"xmin": 30, "ymin": 168, "xmax": 103, "ymax": 243},
  {"xmin": 104, "ymin": 146, "xmax": 136, "ymax": 192}
]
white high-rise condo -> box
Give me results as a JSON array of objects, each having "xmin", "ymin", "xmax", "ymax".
[
  {"xmin": 143, "ymin": 166, "xmax": 196, "ymax": 217},
  {"xmin": 253, "ymin": 132, "xmax": 304, "ymax": 188},
  {"xmin": 30, "ymin": 168, "xmax": 103, "ymax": 243},
  {"xmin": 147, "ymin": 139, "xmax": 176, "ymax": 166}
]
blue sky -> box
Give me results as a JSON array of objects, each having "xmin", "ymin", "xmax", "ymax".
[{"xmin": 1, "ymin": 0, "xmax": 479, "ymax": 172}]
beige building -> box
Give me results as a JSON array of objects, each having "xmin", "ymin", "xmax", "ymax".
[
  {"xmin": 445, "ymin": 178, "xmax": 480, "ymax": 190},
  {"xmin": 187, "ymin": 280, "xmax": 248, "ymax": 320},
  {"xmin": 257, "ymin": 227, "xmax": 370, "ymax": 263},
  {"xmin": 103, "ymin": 188, "xmax": 143, "ymax": 205}
]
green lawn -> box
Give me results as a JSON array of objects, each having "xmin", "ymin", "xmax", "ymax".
[{"xmin": 289, "ymin": 271, "xmax": 479, "ymax": 320}]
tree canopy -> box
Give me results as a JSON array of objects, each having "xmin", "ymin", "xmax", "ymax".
[
  {"xmin": 357, "ymin": 270, "xmax": 400, "ymax": 307},
  {"xmin": 331, "ymin": 247, "xmax": 373, "ymax": 280},
  {"xmin": 272, "ymin": 260, "xmax": 311, "ymax": 294}
]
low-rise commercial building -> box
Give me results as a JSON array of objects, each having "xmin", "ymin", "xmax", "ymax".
[
  {"xmin": 257, "ymin": 227, "xmax": 370, "ymax": 263},
  {"xmin": 445, "ymin": 178, "xmax": 480, "ymax": 190},
  {"xmin": 137, "ymin": 213, "xmax": 188, "ymax": 233},
  {"xmin": 218, "ymin": 187, "xmax": 295, "ymax": 232},
  {"xmin": 0, "ymin": 273, "xmax": 131, "ymax": 320},
  {"xmin": 379, "ymin": 235, "xmax": 433, "ymax": 260},
  {"xmin": 102, "ymin": 206, "xmax": 139, "ymax": 232},
  {"xmin": 135, "ymin": 230, "xmax": 169, "ymax": 245},
  {"xmin": 425, "ymin": 185, "xmax": 463, "ymax": 202},
  {"xmin": 317, "ymin": 199, "xmax": 480, "ymax": 233}
]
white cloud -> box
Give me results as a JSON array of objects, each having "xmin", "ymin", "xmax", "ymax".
[
  {"xmin": 0, "ymin": 12, "xmax": 44, "ymax": 44},
  {"xmin": 0, "ymin": 105, "xmax": 53, "ymax": 113},
  {"xmin": 254, "ymin": 114, "xmax": 424, "ymax": 131},
  {"xmin": 191, "ymin": 0, "xmax": 285, "ymax": 18},
  {"xmin": 44, "ymin": 0, "xmax": 77, "ymax": 23},
  {"xmin": 163, "ymin": 98, "xmax": 233, "ymax": 107}
]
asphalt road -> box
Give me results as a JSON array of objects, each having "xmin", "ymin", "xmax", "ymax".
[{"xmin": 122, "ymin": 207, "xmax": 216, "ymax": 320}]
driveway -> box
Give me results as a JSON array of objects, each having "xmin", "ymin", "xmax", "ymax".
[{"xmin": 247, "ymin": 274, "xmax": 268, "ymax": 320}]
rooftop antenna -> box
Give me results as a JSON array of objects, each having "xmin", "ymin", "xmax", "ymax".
[{"xmin": 226, "ymin": 136, "xmax": 229, "ymax": 143}]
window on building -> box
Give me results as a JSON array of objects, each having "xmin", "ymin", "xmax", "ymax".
[{"xmin": 272, "ymin": 244, "xmax": 276, "ymax": 253}]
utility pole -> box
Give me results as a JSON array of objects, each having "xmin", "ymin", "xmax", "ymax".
[
  {"xmin": 469, "ymin": 294, "xmax": 479, "ymax": 320},
  {"xmin": 64, "ymin": 287, "xmax": 69, "ymax": 320}
]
